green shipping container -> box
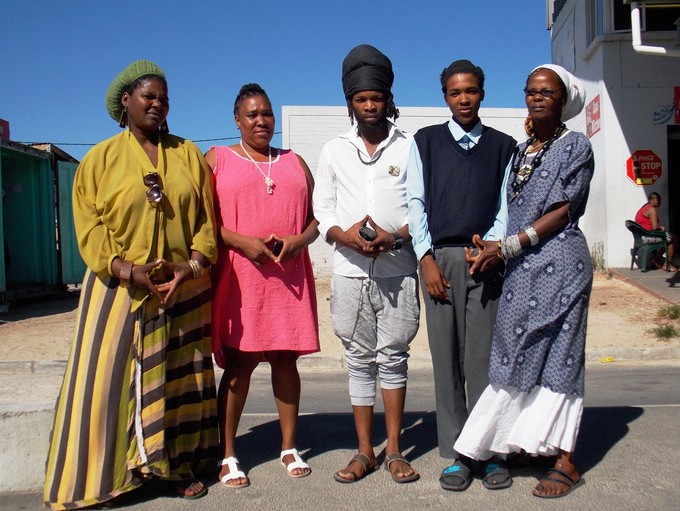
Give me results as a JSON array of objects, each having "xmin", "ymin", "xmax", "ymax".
[{"xmin": 0, "ymin": 141, "xmax": 85, "ymax": 307}]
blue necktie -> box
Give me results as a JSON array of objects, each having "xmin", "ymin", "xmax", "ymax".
[{"xmin": 460, "ymin": 135, "xmax": 471, "ymax": 151}]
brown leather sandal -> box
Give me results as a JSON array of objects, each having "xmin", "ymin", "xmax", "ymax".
[{"xmin": 333, "ymin": 453, "xmax": 378, "ymax": 483}]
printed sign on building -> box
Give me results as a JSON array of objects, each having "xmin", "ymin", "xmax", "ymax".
[
  {"xmin": 586, "ymin": 95, "xmax": 600, "ymax": 138},
  {"xmin": 626, "ymin": 150, "xmax": 663, "ymax": 186}
]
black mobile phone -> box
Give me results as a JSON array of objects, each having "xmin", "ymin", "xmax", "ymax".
[
  {"xmin": 359, "ymin": 225, "xmax": 377, "ymax": 241},
  {"xmin": 272, "ymin": 240, "xmax": 284, "ymax": 256}
]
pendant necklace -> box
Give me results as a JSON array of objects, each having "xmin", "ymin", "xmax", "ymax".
[
  {"xmin": 510, "ymin": 123, "xmax": 566, "ymax": 201},
  {"xmin": 240, "ymin": 140, "xmax": 274, "ymax": 194}
]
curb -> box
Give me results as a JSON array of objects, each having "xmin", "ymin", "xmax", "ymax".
[
  {"xmin": 0, "ymin": 360, "xmax": 67, "ymax": 375},
  {"xmin": 609, "ymin": 268, "xmax": 677, "ymax": 304},
  {"xmin": 0, "ymin": 347, "xmax": 677, "ymax": 379},
  {"xmin": 586, "ymin": 346, "xmax": 680, "ymax": 363}
]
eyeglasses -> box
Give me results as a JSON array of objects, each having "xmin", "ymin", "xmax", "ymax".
[
  {"xmin": 143, "ymin": 172, "xmax": 163, "ymax": 204},
  {"xmin": 524, "ymin": 88, "xmax": 559, "ymax": 98}
]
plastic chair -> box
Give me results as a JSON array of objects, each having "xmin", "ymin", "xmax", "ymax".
[{"xmin": 625, "ymin": 220, "xmax": 668, "ymax": 272}]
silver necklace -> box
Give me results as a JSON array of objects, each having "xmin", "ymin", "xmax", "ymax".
[
  {"xmin": 240, "ymin": 140, "xmax": 274, "ymax": 194},
  {"xmin": 356, "ymin": 147, "xmax": 384, "ymax": 166}
]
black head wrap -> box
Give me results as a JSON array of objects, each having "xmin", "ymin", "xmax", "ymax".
[{"xmin": 342, "ymin": 44, "xmax": 394, "ymax": 99}]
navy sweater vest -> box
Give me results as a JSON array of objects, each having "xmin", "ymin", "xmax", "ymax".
[{"xmin": 414, "ymin": 123, "xmax": 516, "ymax": 247}]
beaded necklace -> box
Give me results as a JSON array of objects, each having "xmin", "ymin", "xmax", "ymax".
[
  {"xmin": 240, "ymin": 140, "xmax": 274, "ymax": 194},
  {"xmin": 510, "ymin": 123, "xmax": 566, "ymax": 201}
]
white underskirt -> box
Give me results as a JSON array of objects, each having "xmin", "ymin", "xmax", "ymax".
[{"xmin": 454, "ymin": 383, "xmax": 583, "ymax": 460}]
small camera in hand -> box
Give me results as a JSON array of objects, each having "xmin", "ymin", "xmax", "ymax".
[
  {"xmin": 359, "ymin": 225, "xmax": 377, "ymax": 241},
  {"xmin": 272, "ymin": 240, "xmax": 283, "ymax": 256}
]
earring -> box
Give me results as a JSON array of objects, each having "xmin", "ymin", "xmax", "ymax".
[
  {"xmin": 118, "ymin": 107, "xmax": 128, "ymax": 128},
  {"xmin": 160, "ymin": 120, "xmax": 169, "ymax": 133}
]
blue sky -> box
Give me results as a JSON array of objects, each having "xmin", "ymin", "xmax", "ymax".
[{"xmin": 1, "ymin": 1, "xmax": 551, "ymax": 160}]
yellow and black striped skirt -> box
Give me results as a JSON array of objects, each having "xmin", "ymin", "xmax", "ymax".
[{"xmin": 43, "ymin": 269, "xmax": 218, "ymax": 510}]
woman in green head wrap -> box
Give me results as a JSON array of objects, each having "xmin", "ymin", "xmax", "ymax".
[{"xmin": 43, "ymin": 60, "xmax": 219, "ymax": 508}]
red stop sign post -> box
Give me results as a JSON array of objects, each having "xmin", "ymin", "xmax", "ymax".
[{"xmin": 626, "ymin": 150, "xmax": 663, "ymax": 186}]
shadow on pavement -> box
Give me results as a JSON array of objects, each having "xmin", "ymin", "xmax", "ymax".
[
  {"xmin": 233, "ymin": 411, "xmax": 439, "ymax": 473},
  {"xmin": 0, "ymin": 291, "xmax": 79, "ymax": 323},
  {"xmin": 575, "ymin": 405, "xmax": 644, "ymax": 475},
  {"xmin": 21, "ymin": 407, "xmax": 648, "ymax": 510}
]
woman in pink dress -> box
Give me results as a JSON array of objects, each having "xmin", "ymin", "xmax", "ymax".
[{"xmin": 206, "ymin": 84, "xmax": 320, "ymax": 488}]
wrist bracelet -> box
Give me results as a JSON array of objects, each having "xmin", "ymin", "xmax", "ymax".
[
  {"xmin": 522, "ymin": 226, "xmax": 539, "ymax": 247},
  {"xmin": 501, "ymin": 234, "xmax": 523, "ymax": 260},
  {"xmin": 188, "ymin": 259, "xmax": 208, "ymax": 279},
  {"xmin": 118, "ymin": 260, "xmax": 133, "ymax": 281}
]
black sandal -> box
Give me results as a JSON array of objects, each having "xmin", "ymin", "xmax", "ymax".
[
  {"xmin": 439, "ymin": 461, "xmax": 472, "ymax": 491},
  {"xmin": 533, "ymin": 468, "xmax": 584, "ymax": 498},
  {"xmin": 482, "ymin": 460, "xmax": 512, "ymax": 490},
  {"xmin": 175, "ymin": 480, "xmax": 208, "ymax": 500}
]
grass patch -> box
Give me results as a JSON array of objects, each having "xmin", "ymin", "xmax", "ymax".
[
  {"xmin": 658, "ymin": 304, "xmax": 680, "ymax": 320},
  {"xmin": 649, "ymin": 323, "xmax": 679, "ymax": 340}
]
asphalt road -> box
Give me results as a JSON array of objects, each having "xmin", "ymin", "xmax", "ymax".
[{"xmin": 5, "ymin": 361, "xmax": 680, "ymax": 511}]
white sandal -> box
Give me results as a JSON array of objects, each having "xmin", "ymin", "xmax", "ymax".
[
  {"xmin": 280, "ymin": 448, "xmax": 311, "ymax": 478},
  {"xmin": 218, "ymin": 457, "xmax": 249, "ymax": 488}
]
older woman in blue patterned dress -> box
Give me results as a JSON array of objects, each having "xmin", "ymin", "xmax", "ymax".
[{"xmin": 454, "ymin": 64, "xmax": 594, "ymax": 498}]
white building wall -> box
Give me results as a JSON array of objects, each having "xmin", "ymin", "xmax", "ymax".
[
  {"xmin": 281, "ymin": 106, "xmax": 527, "ymax": 276},
  {"xmin": 549, "ymin": 0, "xmax": 680, "ymax": 268}
]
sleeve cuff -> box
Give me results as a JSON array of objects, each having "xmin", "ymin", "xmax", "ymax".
[
  {"xmin": 413, "ymin": 241, "xmax": 433, "ymax": 261},
  {"xmin": 316, "ymin": 220, "xmax": 333, "ymax": 242},
  {"xmin": 107, "ymin": 254, "xmax": 120, "ymax": 278}
]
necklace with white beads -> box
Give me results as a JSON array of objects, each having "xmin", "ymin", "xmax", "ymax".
[{"xmin": 240, "ymin": 140, "xmax": 274, "ymax": 194}]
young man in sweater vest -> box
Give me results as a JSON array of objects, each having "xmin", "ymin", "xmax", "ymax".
[{"xmin": 406, "ymin": 59, "xmax": 516, "ymax": 491}]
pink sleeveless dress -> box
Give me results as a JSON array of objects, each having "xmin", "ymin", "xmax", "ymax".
[{"xmin": 211, "ymin": 146, "xmax": 319, "ymax": 367}]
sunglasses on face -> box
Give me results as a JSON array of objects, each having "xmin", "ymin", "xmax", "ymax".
[
  {"xmin": 143, "ymin": 172, "xmax": 163, "ymax": 204},
  {"xmin": 524, "ymin": 88, "xmax": 559, "ymax": 98}
]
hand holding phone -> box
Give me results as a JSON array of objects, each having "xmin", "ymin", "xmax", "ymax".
[{"xmin": 359, "ymin": 225, "xmax": 377, "ymax": 241}]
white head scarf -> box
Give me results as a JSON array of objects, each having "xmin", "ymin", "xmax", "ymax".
[{"xmin": 531, "ymin": 64, "xmax": 586, "ymax": 121}]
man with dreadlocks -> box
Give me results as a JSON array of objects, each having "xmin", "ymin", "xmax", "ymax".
[{"xmin": 313, "ymin": 44, "xmax": 420, "ymax": 484}]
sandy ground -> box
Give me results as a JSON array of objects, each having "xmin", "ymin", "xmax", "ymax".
[{"xmin": 0, "ymin": 273, "xmax": 679, "ymax": 362}]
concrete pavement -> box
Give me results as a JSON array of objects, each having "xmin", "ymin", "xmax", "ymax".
[
  {"xmin": 3, "ymin": 364, "xmax": 680, "ymax": 510},
  {"xmin": 1, "ymin": 267, "xmax": 679, "ymax": 497}
]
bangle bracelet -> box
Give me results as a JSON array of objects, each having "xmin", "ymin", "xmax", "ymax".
[
  {"xmin": 523, "ymin": 226, "xmax": 539, "ymax": 247},
  {"xmin": 188, "ymin": 259, "xmax": 208, "ymax": 279},
  {"xmin": 496, "ymin": 240, "xmax": 504, "ymax": 260},
  {"xmin": 188, "ymin": 259, "xmax": 200, "ymax": 279},
  {"xmin": 118, "ymin": 260, "xmax": 133, "ymax": 281},
  {"xmin": 501, "ymin": 234, "xmax": 523, "ymax": 260}
]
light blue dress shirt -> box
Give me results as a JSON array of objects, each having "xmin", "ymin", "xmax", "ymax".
[{"xmin": 406, "ymin": 119, "xmax": 513, "ymax": 261}]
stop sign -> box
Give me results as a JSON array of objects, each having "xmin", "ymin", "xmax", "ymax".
[{"xmin": 626, "ymin": 150, "xmax": 663, "ymax": 186}]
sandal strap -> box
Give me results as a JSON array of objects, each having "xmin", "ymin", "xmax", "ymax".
[
  {"xmin": 219, "ymin": 457, "xmax": 246, "ymax": 482},
  {"xmin": 219, "ymin": 456, "xmax": 240, "ymax": 467},
  {"xmin": 280, "ymin": 448, "xmax": 310, "ymax": 471},
  {"xmin": 384, "ymin": 453, "xmax": 411, "ymax": 470},
  {"xmin": 537, "ymin": 476, "xmax": 572, "ymax": 490},
  {"xmin": 349, "ymin": 452, "xmax": 372, "ymax": 472},
  {"xmin": 545, "ymin": 468, "xmax": 578, "ymax": 486}
]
